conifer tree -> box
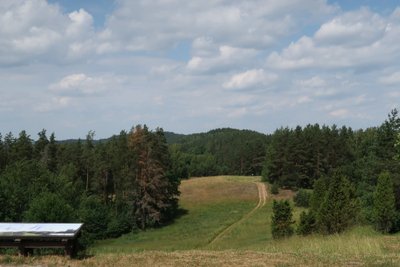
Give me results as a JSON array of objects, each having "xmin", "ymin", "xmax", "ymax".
[
  {"xmin": 297, "ymin": 211, "xmax": 316, "ymax": 235},
  {"xmin": 271, "ymin": 200, "xmax": 294, "ymax": 239},
  {"xmin": 129, "ymin": 125, "xmax": 179, "ymax": 229},
  {"xmin": 317, "ymin": 174, "xmax": 358, "ymax": 234},
  {"xmin": 373, "ymin": 171, "xmax": 396, "ymax": 233}
]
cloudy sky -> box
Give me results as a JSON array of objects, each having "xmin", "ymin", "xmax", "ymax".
[{"xmin": 1, "ymin": 0, "xmax": 400, "ymax": 139}]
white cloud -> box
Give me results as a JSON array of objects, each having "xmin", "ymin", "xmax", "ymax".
[
  {"xmin": 0, "ymin": 0, "xmax": 95, "ymax": 65},
  {"xmin": 314, "ymin": 8, "xmax": 386, "ymax": 47},
  {"xmin": 49, "ymin": 73, "xmax": 123, "ymax": 96},
  {"xmin": 329, "ymin": 108, "xmax": 349, "ymax": 117},
  {"xmin": 223, "ymin": 69, "xmax": 277, "ymax": 89},
  {"xmin": 35, "ymin": 96, "xmax": 72, "ymax": 112},
  {"xmin": 297, "ymin": 76, "xmax": 326, "ymax": 88},
  {"xmin": 187, "ymin": 45, "xmax": 258, "ymax": 73},
  {"xmin": 267, "ymin": 8, "xmax": 400, "ymax": 70},
  {"xmin": 380, "ymin": 71, "xmax": 400, "ymax": 85},
  {"xmin": 100, "ymin": 0, "xmax": 336, "ymax": 52}
]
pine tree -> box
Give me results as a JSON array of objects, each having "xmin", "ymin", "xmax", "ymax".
[
  {"xmin": 373, "ymin": 171, "xmax": 396, "ymax": 233},
  {"xmin": 297, "ymin": 211, "xmax": 316, "ymax": 235},
  {"xmin": 317, "ymin": 174, "xmax": 358, "ymax": 234},
  {"xmin": 271, "ymin": 200, "xmax": 295, "ymax": 239},
  {"xmin": 129, "ymin": 125, "xmax": 179, "ymax": 229}
]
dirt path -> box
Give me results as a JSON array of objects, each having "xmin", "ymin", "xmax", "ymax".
[{"xmin": 208, "ymin": 182, "xmax": 267, "ymax": 246}]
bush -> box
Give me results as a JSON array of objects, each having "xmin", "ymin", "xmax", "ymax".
[
  {"xmin": 294, "ymin": 189, "xmax": 312, "ymax": 207},
  {"xmin": 373, "ymin": 171, "xmax": 396, "ymax": 233},
  {"xmin": 297, "ymin": 211, "xmax": 316, "ymax": 235},
  {"xmin": 270, "ymin": 183, "xmax": 279, "ymax": 195},
  {"xmin": 271, "ymin": 200, "xmax": 294, "ymax": 239},
  {"xmin": 78, "ymin": 195, "xmax": 109, "ymax": 240},
  {"xmin": 23, "ymin": 192, "xmax": 75, "ymax": 222}
]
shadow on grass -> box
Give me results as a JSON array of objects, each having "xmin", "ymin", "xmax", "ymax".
[{"xmin": 156, "ymin": 208, "xmax": 189, "ymax": 228}]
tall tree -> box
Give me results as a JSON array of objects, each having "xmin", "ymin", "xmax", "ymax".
[
  {"xmin": 317, "ymin": 174, "xmax": 358, "ymax": 234},
  {"xmin": 34, "ymin": 129, "xmax": 49, "ymax": 161},
  {"xmin": 373, "ymin": 171, "xmax": 396, "ymax": 233},
  {"xmin": 129, "ymin": 125, "xmax": 179, "ymax": 229}
]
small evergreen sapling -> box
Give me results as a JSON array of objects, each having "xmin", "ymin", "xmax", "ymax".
[{"xmin": 271, "ymin": 200, "xmax": 295, "ymax": 239}]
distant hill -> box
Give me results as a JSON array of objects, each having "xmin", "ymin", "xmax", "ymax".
[
  {"xmin": 57, "ymin": 128, "xmax": 269, "ymax": 177},
  {"xmin": 167, "ymin": 128, "xmax": 270, "ymax": 177}
]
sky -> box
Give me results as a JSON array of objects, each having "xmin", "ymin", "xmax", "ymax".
[{"xmin": 1, "ymin": 0, "xmax": 400, "ymax": 140}]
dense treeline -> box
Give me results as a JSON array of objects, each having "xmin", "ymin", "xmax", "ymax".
[
  {"xmin": 0, "ymin": 125, "xmax": 180, "ymax": 244},
  {"xmin": 263, "ymin": 109, "xmax": 400, "ymax": 189},
  {"xmin": 2, "ymin": 109, "xmax": 400, "ymax": 244},
  {"xmin": 167, "ymin": 128, "xmax": 269, "ymax": 178},
  {"xmin": 266, "ymin": 109, "xmax": 400, "ymax": 235}
]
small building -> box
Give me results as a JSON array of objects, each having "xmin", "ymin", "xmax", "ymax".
[{"xmin": 0, "ymin": 223, "xmax": 83, "ymax": 257}]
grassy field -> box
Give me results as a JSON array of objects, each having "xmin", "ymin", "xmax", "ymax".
[
  {"xmin": 91, "ymin": 176, "xmax": 260, "ymax": 253},
  {"xmin": 2, "ymin": 175, "xmax": 400, "ymax": 266}
]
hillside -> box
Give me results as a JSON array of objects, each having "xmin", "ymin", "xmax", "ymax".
[
  {"xmin": 3, "ymin": 176, "xmax": 400, "ymax": 266},
  {"xmin": 168, "ymin": 128, "xmax": 270, "ymax": 177},
  {"xmin": 0, "ymin": 176, "xmax": 400, "ymax": 266}
]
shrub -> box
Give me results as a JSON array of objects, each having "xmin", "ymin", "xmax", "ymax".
[
  {"xmin": 297, "ymin": 211, "xmax": 316, "ymax": 235},
  {"xmin": 78, "ymin": 195, "xmax": 109, "ymax": 240},
  {"xmin": 294, "ymin": 189, "xmax": 312, "ymax": 207},
  {"xmin": 373, "ymin": 171, "xmax": 396, "ymax": 233},
  {"xmin": 270, "ymin": 183, "xmax": 279, "ymax": 195},
  {"xmin": 271, "ymin": 200, "xmax": 294, "ymax": 239},
  {"xmin": 23, "ymin": 192, "xmax": 75, "ymax": 223}
]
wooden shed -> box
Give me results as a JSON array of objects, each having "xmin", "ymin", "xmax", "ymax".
[{"xmin": 0, "ymin": 223, "xmax": 83, "ymax": 257}]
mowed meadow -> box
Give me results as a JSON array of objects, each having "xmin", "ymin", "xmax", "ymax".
[{"xmin": 2, "ymin": 176, "xmax": 400, "ymax": 266}]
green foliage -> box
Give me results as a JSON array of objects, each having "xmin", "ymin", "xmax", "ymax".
[
  {"xmin": 79, "ymin": 195, "xmax": 109, "ymax": 240},
  {"xmin": 262, "ymin": 124, "xmax": 356, "ymax": 189},
  {"xmin": 23, "ymin": 192, "xmax": 75, "ymax": 223},
  {"xmin": 270, "ymin": 182, "xmax": 279, "ymax": 195},
  {"xmin": 317, "ymin": 174, "xmax": 358, "ymax": 234},
  {"xmin": 309, "ymin": 176, "xmax": 328, "ymax": 213},
  {"xmin": 297, "ymin": 211, "xmax": 316, "ymax": 236},
  {"xmin": 129, "ymin": 125, "xmax": 180, "ymax": 229},
  {"xmin": 167, "ymin": 128, "xmax": 268, "ymax": 177},
  {"xmin": 373, "ymin": 171, "xmax": 396, "ymax": 233},
  {"xmin": 271, "ymin": 200, "xmax": 295, "ymax": 239},
  {"xmin": 293, "ymin": 189, "xmax": 311, "ymax": 207}
]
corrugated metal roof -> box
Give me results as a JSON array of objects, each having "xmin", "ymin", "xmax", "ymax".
[{"xmin": 0, "ymin": 223, "xmax": 83, "ymax": 238}]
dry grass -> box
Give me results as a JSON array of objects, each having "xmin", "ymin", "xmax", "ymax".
[
  {"xmin": 3, "ymin": 176, "xmax": 400, "ymax": 266},
  {"xmin": 271, "ymin": 189, "xmax": 296, "ymax": 200},
  {"xmin": 180, "ymin": 176, "xmax": 258, "ymax": 206},
  {"xmin": 0, "ymin": 251, "xmax": 305, "ymax": 267}
]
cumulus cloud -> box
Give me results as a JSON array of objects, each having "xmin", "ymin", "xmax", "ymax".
[
  {"xmin": 267, "ymin": 8, "xmax": 400, "ymax": 70},
  {"xmin": 380, "ymin": 71, "xmax": 400, "ymax": 85},
  {"xmin": 223, "ymin": 69, "xmax": 277, "ymax": 89},
  {"xmin": 329, "ymin": 108, "xmax": 349, "ymax": 117},
  {"xmin": 49, "ymin": 73, "xmax": 123, "ymax": 96},
  {"xmin": 99, "ymin": 0, "xmax": 336, "ymax": 52},
  {"xmin": 0, "ymin": 0, "xmax": 95, "ymax": 65},
  {"xmin": 187, "ymin": 45, "xmax": 258, "ymax": 73},
  {"xmin": 35, "ymin": 96, "xmax": 72, "ymax": 112}
]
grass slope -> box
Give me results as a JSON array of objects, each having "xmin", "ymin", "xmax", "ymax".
[
  {"xmin": 91, "ymin": 176, "xmax": 260, "ymax": 253},
  {"xmin": 2, "ymin": 176, "xmax": 400, "ymax": 266}
]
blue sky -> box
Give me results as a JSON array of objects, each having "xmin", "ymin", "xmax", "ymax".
[{"xmin": 1, "ymin": 0, "xmax": 400, "ymax": 139}]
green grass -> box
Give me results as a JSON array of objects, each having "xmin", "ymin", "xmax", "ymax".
[
  {"xmin": 4, "ymin": 175, "xmax": 400, "ymax": 266},
  {"xmin": 90, "ymin": 176, "xmax": 259, "ymax": 253}
]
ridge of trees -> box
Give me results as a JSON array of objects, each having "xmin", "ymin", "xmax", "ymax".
[
  {"xmin": 0, "ymin": 126, "xmax": 180, "ymax": 246},
  {"xmin": 268, "ymin": 109, "xmax": 400, "ymax": 236}
]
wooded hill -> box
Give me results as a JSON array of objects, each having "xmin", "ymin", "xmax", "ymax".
[
  {"xmin": 1, "ymin": 109, "xmax": 400, "ymax": 245},
  {"xmin": 165, "ymin": 128, "xmax": 269, "ymax": 178}
]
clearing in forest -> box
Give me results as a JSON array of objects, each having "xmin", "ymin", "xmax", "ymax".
[{"xmin": 3, "ymin": 176, "xmax": 400, "ymax": 266}]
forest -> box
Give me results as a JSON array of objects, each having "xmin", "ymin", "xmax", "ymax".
[{"xmin": 0, "ymin": 109, "xmax": 400, "ymax": 247}]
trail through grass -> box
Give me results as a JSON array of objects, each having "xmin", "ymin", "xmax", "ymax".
[
  {"xmin": 3, "ymin": 175, "xmax": 400, "ymax": 266},
  {"xmin": 91, "ymin": 176, "xmax": 260, "ymax": 253}
]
